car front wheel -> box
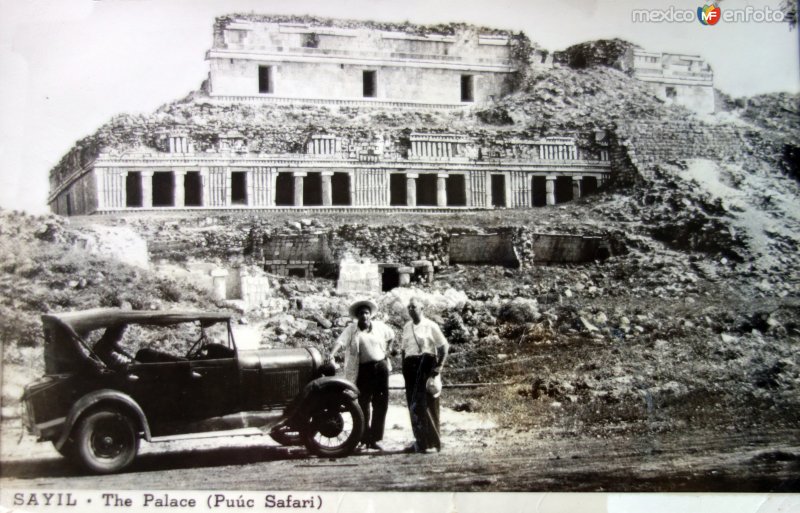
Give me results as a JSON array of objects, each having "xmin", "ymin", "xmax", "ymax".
[
  {"xmin": 302, "ymin": 395, "xmax": 364, "ymax": 458},
  {"xmin": 52, "ymin": 439, "xmax": 76, "ymax": 460},
  {"xmin": 75, "ymin": 409, "xmax": 139, "ymax": 474}
]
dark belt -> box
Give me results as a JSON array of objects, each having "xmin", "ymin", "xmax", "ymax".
[
  {"xmin": 359, "ymin": 357, "xmax": 387, "ymax": 367},
  {"xmin": 403, "ymin": 353, "xmax": 435, "ymax": 361}
]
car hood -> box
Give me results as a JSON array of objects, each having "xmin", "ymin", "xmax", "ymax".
[{"xmin": 238, "ymin": 347, "xmax": 323, "ymax": 372}]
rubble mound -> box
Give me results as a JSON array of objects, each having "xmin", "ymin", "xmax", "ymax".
[
  {"xmin": 741, "ymin": 92, "xmax": 800, "ymax": 134},
  {"xmin": 553, "ymin": 39, "xmax": 639, "ymax": 71},
  {"xmin": 739, "ymin": 92, "xmax": 800, "ymax": 180}
]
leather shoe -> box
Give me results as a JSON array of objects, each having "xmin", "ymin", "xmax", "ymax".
[
  {"xmin": 366, "ymin": 442, "xmax": 383, "ymax": 451},
  {"xmin": 403, "ymin": 443, "xmax": 427, "ymax": 454}
]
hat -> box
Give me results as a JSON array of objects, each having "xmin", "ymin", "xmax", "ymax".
[
  {"xmin": 426, "ymin": 374, "xmax": 442, "ymax": 398},
  {"xmin": 348, "ymin": 299, "xmax": 378, "ymax": 318}
]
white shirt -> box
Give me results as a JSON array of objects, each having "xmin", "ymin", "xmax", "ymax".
[
  {"xmin": 400, "ymin": 316, "xmax": 448, "ymax": 357},
  {"xmin": 356, "ymin": 327, "xmax": 390, "ymax": 363},
  {"xmin": 335, "ymin": 320, "xmax": 394, "ymax": 383}
]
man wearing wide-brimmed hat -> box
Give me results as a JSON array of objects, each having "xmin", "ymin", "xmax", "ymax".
[{"xmin": 328, "ymin": 298, "xmax": 394, "ymax": 451}]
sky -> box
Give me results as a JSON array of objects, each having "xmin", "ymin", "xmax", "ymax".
[{"xmin": 0, "ymin": 0, "xmax": 797, "ymax": 215}]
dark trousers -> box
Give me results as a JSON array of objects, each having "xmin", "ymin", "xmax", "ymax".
[
  {"xmin": 402, "ymin": 354, "xmax": 441, "ymax": 451},
  {"xmin": 356, "ymin": 359, "xmax": 389, "ymax": 443}
]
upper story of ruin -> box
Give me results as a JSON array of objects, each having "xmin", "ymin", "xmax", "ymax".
[
  {"xmin": 554, "ymin": 39, "xmax": 716, "ymax": 114},
  {"xmin": 204, "ymin": 15, "xmax": 526, "ymax": 106},
  {"xmin": 631, "ymin": 50, "xmax": 713, "ymax": 87},
  {"xmin": 631, "ymin": 50, "xmax": 715, "ymax": 113}
]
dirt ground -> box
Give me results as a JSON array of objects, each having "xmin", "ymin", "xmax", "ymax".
[{"xmin": 1, "ymin": 391, "xmax": 798, "ymax": 493}]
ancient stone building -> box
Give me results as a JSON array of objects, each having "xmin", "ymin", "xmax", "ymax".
[
  {"xmin": 554, "ymin": 39, "xmax": 716, "ymax": 115},
  {"xmin": 631, "ymin": 50, "xmax": 715, "ymax": 114},
  {"xmin": 205, "ymin": 16, "xmax": 514, "ymax": 106},
  {"xmin": 48, "ymin": 15, "xmax": 613, "ymax": 216}
]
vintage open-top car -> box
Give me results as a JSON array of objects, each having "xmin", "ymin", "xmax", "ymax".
[{"xmin": 21, "ymin": 308, "xmax": 364, "ymax": 473}]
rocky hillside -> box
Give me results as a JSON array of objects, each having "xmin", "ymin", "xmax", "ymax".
[{"xmin": 0, "ymin": 210, "xmax": 230, "ymax": 416}]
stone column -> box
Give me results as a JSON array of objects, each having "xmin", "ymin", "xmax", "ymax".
[
  {"xmin": 141, "ymin": 170, "xmax": 154, "ymax": 208},
  {"xmin": 200, "ymin": 167, "xmax": 210, "ymax": 207},
  {"xmin": 94, "ymin": 168, "xmax": 106, "ymax": 210},
  {"xmin": 545, "ymin": 175, "xmax": 556, "ymax": 206},
  {"xmin": 119, "ymin": 171, "xmax": 128, "ymax": 208},
  {"xmin": 398, "ymin": 266, "xmax": 414, "ymax": 286},
  {"xmin": 210, "ymin": 268, "xmax": 228, "ymax": 301},
  {"xmin": 245, "ymin": 170, "xmax": 253, "ymax": 207},
  {"xmin": 174, "ymin": 170, "xmax": 186, "ymax": 207},
  {"xmin": 406, "ymin": 173, "xmax": 418, "ymax": 207},
  {"xmin": 321, "ymin": 171, "xmax": 333, "ymax": 206},
  {"xmin": 225, "ymin": 169, "xmax": 232, "ymax": 206},
  {"xmin": 436, "ymin": 173, "xmax": 448, "ymax": 207},
  {"xmin": 572, "ymin": 176, "xmax": 582, "ymax": 200},
  {"xmin": 269, "ymin": 169, "xmax": 278, "ymax": 207},
  {"xmin": 293, "ymin": 172, "xmax": 306, "ymax": 206},
  {"xmin": 412, "ymin": 260, "xmax": 434, "ymax": 283}
]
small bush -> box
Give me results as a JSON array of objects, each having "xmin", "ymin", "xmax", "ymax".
[
  {"xmin": 157, "ymin": 279, "xmax": 182, "ymax": 302},
  {"xmin": 497, "ymin": 298, "xmax": 540, "ymax": 324}
]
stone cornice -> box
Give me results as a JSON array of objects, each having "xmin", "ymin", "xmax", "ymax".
[{"xmin": 205, "ymin": 49, "xmax": 513, "ymax": 73}]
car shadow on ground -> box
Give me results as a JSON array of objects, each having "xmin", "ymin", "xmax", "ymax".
[
  {"xmin": 1, "ymin": 444, "xmax": 414, "ymax": 480},
  {"xmin": 1, "ymin": 445, "xmax": 306, "ymax": 479}
]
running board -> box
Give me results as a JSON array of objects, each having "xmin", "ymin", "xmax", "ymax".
[{"xmin": 150, "ymin": 427, "xmax": 266, "ymax": 443}]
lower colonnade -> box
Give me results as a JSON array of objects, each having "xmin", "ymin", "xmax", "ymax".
[
  {"xmin": 92, "ymin": 167, "xmax": 608, "ymax": 212},
  {"xmin": 49, "ymin": 134, "xmax": 613, "ymax": 215}
]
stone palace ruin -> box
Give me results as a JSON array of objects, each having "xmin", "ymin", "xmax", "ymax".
[{"xmin": 48, "ymin": 15, "xmax": 715, "ymax": 216}]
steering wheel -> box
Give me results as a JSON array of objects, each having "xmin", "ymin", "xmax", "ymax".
[
  {"xmin": 116, "ymin": 345, "xmax": 137, "ymax": 362},
  {"xmin": 185, "ymin": 335, "xmax": 208, "ymax": 360}
]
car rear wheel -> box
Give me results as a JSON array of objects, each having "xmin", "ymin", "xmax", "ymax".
[
  {"xmin": 302, "ymin": 395, "xmax": 364, "ymax": 458},
  {"xmin": 75, "ymin": 409, "xmax": 139, "ymax": 474}
]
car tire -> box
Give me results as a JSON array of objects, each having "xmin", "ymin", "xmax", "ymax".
[
  {"xmin": 302, "ymin": 395, "xmax": 364, "ymax": 458},
  {"xmin": 52, "ymin": 439, "xmax": 76, "ymax": 460},
  {"xmin": 75, "ymin": 409, "xmax": 139, "ymax": 474}
]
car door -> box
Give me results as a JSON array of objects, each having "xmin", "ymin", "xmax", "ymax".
[
  {"xmin": 182, "ymin": 321, "xmax": 241, "ymax": 420},
  {"xmin": 111, "ymin": 322, "xmax": 203, "ymax": 431},
  {"xmin": 117, "ymin": 359, "xmax": 195, "ymax": 426},
  {"xmin": 185, "ymin": 354, "xmax": 240, "ymax": 419}
]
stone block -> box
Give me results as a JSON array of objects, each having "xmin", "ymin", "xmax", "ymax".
[{"xmin": 337, "ymin": 257, "xmax": 381, "ymax": 294}]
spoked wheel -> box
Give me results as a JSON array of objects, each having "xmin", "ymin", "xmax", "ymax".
[
  {"xmin": 75, "ymin": 409, "xmax": 139, "ymax": 474},
  {"xmin": 302, "ymin": 395, "xmax": 364, "ymax": 458}
]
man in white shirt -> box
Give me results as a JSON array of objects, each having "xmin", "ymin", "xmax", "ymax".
[
  {"xmin": 328, "ymin": 299, "xmax": 394, "ymax": 451},
  {"xmin": 399, "ymin": 298, "xmax": 449, "ymax": 453}
]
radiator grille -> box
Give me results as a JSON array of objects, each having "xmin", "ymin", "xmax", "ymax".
[{"xmin": 262, "ymin": 370, "xmax": 300, "ymax": 405}]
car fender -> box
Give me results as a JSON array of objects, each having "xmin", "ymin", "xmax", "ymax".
[
  {"xmin": 55, "ymin": 389, "xmax": 151, "ymax": 450},
  {"xmin": 306, "ymin": 376, "xmax": 359, "ymax": 402},
  {"xmin": 281, "ymin": 377, "xmax": 359, "ymax": 428}
]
